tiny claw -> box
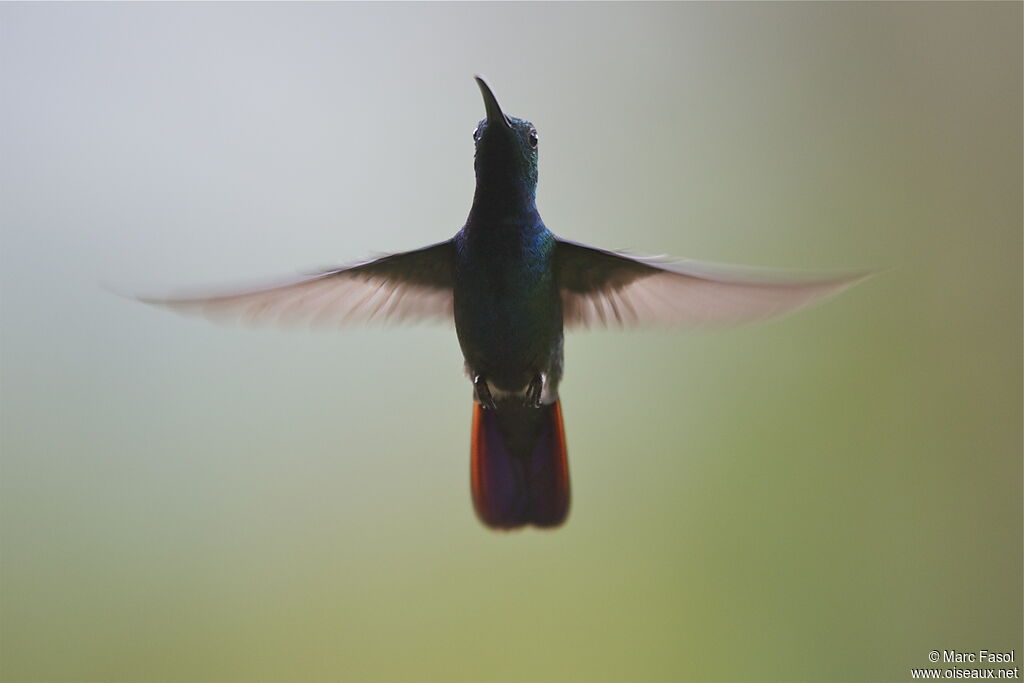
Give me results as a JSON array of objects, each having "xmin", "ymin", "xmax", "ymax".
[
  {"xmin": 473, "ymin": 375, "xmax": 497, "ymax": 410},
  {"xmin": 525, "ymin": 374, "xmax": 544, "ymax": 409}
]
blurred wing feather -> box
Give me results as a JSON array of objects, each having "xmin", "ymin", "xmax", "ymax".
[
  {"xmin": 556, "ymin": 239, "xmax": 868, "ymax": 330},
  {"xmin": 139, "ymin": 240, "xmax": 456, "ymax": 327}
]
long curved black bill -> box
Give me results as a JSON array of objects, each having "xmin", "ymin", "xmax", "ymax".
[{"xmin": 475, "ymin": 76, "xmax": 512, "ymax": 128}]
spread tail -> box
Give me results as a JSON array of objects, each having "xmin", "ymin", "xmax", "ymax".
[{"xmin": 470, "ymin": 400, "xmax": 570, "ymax": 529}]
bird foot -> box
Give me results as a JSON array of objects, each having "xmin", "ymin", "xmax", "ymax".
[
  {"xmin": 525, "ymin": 374, "xmax": 545, "ymax": 409},
  {"xmin": 473, "ymin": 375, "xmax": 497, "ymax": 410}
]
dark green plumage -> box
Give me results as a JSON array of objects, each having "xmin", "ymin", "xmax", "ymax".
[{"xmin": 453, "ymin": 78, "xmax": 564, "ymax": 405}]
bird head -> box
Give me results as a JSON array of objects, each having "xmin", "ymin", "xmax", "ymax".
[{"xmin": 471, "ymin": 77, "xmax": 539, "ymax": 201}]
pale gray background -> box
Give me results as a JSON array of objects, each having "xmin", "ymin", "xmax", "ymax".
[{"xmin": 2, "ymin": 3, "xmax": 1020, "ymax": 681}]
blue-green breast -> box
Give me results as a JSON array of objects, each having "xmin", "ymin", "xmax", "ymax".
[{"xmin": 453, "ymin": 222, "xmax": 563, "ymax": 392}]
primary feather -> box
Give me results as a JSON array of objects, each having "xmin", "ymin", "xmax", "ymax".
[
  {"xmin": 138, "ymin": 240, "xmax": 456, "ymax": 327},
  {"xmin": 555, "ymin": 239, "xmax": 869, "ymax": 330}
]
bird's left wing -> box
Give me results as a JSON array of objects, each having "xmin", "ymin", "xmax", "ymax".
[
  {"xmin": 555, "ymin": 239, "xmax": 868, "ymax": 330},
  {"xmin": 139, "ymin": 240, "xmax": 456, "ymax": 327}
]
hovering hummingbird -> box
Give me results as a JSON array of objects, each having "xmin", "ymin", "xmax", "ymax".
[{"xmin": 142, "ymin": 77, "xmax": 865, "ymax": 530}]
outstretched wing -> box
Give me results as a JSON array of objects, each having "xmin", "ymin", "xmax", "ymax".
[
  {"xmin": 555, "ymin": 239, "xmax": 868, "ymax": 330},
  {"xmin": 139, "ymin": 240, "xmax": 456, "ymax": 327}
]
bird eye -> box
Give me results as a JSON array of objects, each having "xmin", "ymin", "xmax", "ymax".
[{"xmin": 529, "ymin": 129, "xmax": 538, "ymax": 148}]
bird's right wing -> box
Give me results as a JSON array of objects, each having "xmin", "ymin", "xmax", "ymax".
[
  {"xmin": 138, "ymin": 240, "xmax": 456, "ymax": 327},
  {"xmin": 555, "ymin": 239, "xmax": 869, "ymax": 330}
]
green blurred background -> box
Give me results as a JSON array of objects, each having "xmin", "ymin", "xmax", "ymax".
[{"xmin": 1, "ymin": 3, "xmax": 1020, "ymax": 682}]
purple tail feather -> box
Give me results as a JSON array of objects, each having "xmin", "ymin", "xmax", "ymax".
[{"xmin": 470, "ymin": 400, "xmax": 570, "ymax": 529}]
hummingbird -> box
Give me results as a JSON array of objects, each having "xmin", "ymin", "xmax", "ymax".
[{"xmin": 142, "ymin": 77, "xmax": 865, "ymax": 530}]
